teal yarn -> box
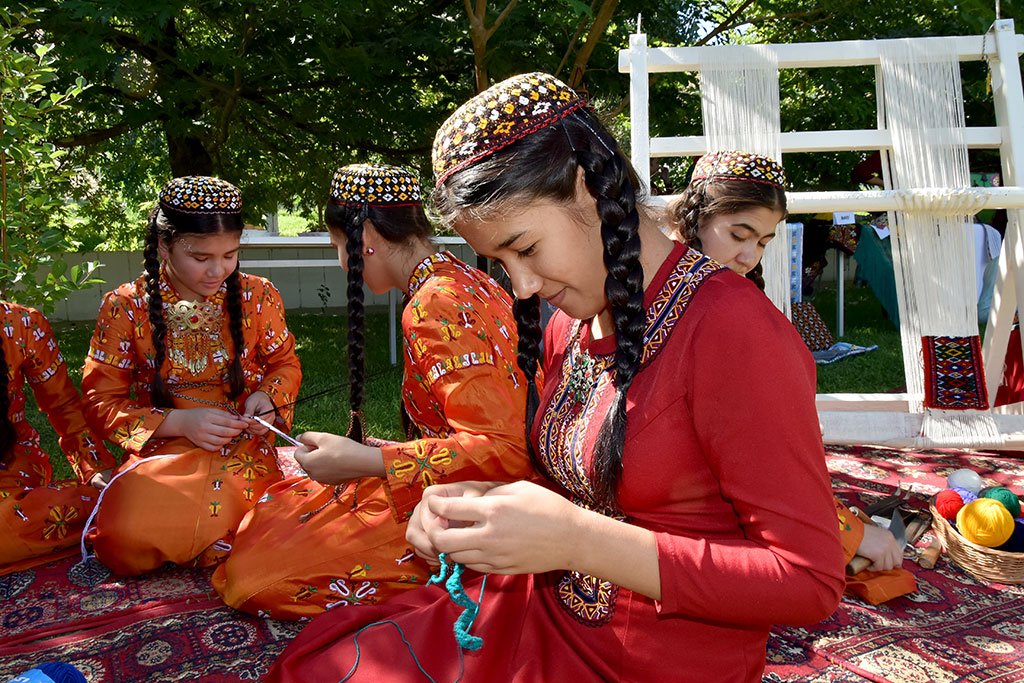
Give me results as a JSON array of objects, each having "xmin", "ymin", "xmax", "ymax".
[
  {"xmin": 338, "ymin": 553, "xmax": 487, "ymax": 683},
  {"xmin": 427, "ymin": 553, "xmax": 484, "ymax": 651},
  {"xmin": 982, "ymin": 486, "xmax": 1022, "ymax": 518}
]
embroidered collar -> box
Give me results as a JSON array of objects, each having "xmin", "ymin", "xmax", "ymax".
[
  {"xmin": 158, "ymin": 262, "xmax": 228, "ymax": 307},
  {"xmin": 407, "ymin": 251, "xmax": 458, "ymax": 298}
]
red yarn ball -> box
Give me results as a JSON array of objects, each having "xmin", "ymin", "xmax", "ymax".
[{"xmin": 936, "ymin": 488, "xmax": 966, "ymax": 520}]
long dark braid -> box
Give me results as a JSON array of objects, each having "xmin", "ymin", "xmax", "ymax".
[
  {"xmin": 144, "ymin": 208, "xmax": 174, "ymax": 408},
  {"xmin": 144, "ymin": 204, "xmax": 245, "ymax": 408},
  {"xmin": 575, "ymin": 112, "xmax": 646, "ymax": 510},
  {"xmin": 344, "ymin": 205, "xmax": 367, "ymax": 443},
  {"xmin": 0, "ymin": 344, "xmax": 16, "ymax": 466},
  {"xmin": 512, "ymin": 295, "xmax": 541, "ymax": 464},
  {"xmin": 224, "ymin": 269, "xmax": 247, "ymax": 399}
]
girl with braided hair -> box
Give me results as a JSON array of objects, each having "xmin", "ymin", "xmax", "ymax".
[
  {"xmin": 80, "ymin": 176, "xmax": 301, "ymax": 576},
  {"xmin": 0, "ymin": 302, "xmax": 115, "ymax": 575},
  {"xmin": 670, "ymin": 150, "xmax": 913, "ymax": 605},
  {"xmin": 268, "ymin": 74, "xmax": 843, "ymax": 682},
  {"xmin": 213, "ymin": 163, "xmax": 533, "ymax": 620}
]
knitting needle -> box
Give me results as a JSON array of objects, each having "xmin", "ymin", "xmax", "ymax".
[{"xmin": 248, "ymin": 414, "xmax": 304, "ymax": 448}]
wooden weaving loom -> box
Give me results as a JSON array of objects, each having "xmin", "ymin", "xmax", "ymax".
[{"xmin": 620, "ymin": 21, "xmax": 1024, "ymax": 449}]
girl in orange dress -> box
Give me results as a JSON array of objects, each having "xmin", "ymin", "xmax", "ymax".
[
  {"xmin": 0, "ymin": 302, "xmax": 116, "ymax": 575},
  {"xmin": 80, "ymin": 176, "xmax": 302, "ymax": 576},
  {"xmin": 212, "ymin": 164, "xmax": 534, "ymax": 620},
  {"xmin": 669, "ymin": 149, "xmax": 914, "ymax": 604}
]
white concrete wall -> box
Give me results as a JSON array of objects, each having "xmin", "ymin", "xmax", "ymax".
[{"xmin": 50, "ymin": 234, "xmax": 483, "ymax": 321}]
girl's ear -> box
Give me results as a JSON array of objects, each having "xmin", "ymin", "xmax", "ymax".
[
  {"xmin": 361, "ymin": 219, "xmax": 382, "ymax": 254},
  {"xmin": 157, "ymin": 236, "xmax": 170, "ymax": 261},
  {"xmin": 573, "ymin": 166, "xmax": 601, "ymax": 230}
]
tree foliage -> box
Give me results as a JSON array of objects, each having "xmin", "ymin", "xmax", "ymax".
[
  {"xmin": 10, "ymin": 0, "xmax": 1021, "ymax": 243},
  {"xmin": 0, "ymin": 7, "xmax": 102, "ymax": 313}
]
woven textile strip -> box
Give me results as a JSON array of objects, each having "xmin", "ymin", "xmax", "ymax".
[{"xmin": 922, "ymin": 335, "xmax": 988, "ymax": 410}]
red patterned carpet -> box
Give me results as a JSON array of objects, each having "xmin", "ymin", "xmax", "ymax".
[{"xmin": 1, "ymin": 445, "xmax": 1023, "ymax": 681}]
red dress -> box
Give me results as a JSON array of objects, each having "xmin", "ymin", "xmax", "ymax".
[
  {"xmin": 266, "ymin": 243, "xmax": 845, "ymax": 682},
  {"xmin": 0, "ymin": 302, "xmax": 116, "ymax": 575},
  {"xmin": 81, "ymin": 270, "xmax": 302, "ymax": 575},
  {"xmin": 212, "ymin": 251, "xmax": 535, "ymax": 619}
]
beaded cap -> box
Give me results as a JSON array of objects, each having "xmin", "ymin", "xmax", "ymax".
[
  {"xmin": 159, "ymin": 176, "xmax": 242, "ymax": 214},
  {"xmin": 432, "ymin": 72, "xmax": 586, "ymax": 185},
  {"xmin": 329, "ymin": 163, "xmax": 422, "ymax": 207},
  {"xmin": 691, "ymin": 150, "xmax": 786, "ymax": 188}
]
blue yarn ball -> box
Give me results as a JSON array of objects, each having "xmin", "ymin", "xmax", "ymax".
[
  {"xmin": 5, "ymin": 663, "xmax": 86, "ymax": 683},
  {"xmin": 952, "ymin": 486, "xmax": 978, "ymax": 504}
]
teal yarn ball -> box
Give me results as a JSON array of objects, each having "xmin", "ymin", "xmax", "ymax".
[{"xmin": 982, "ymin": 486, "xmax": 1022, "ymax": 519}]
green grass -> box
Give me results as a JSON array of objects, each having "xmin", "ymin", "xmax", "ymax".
[
  {"xmin": 34, "ymin": 282, "xmax": 906, "ymax": 479},
  {"xmin": 809, "ymin": 283, "xmax": 906, "ymax": 394},
  {"xmin": 277, "ymin": 211, "xmax": 321, "ymax": 236}
]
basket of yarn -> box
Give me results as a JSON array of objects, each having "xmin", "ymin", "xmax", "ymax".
[{"xmin": 929, "ymin": 470, "xmax": 1024, "ymax": 584}]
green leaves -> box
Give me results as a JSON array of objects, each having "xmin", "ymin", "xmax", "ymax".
[{"xmin": 1, "ymin": 7, "xmax": 105, "ymax": 314}]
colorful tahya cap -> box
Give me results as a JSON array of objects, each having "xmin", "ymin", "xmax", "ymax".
[
  {"xmin": 432, "ymin": 72, "xmax": 586, "ymax": 185},
  {"xmin": 159, "ymin": 176, "xmax": 242, "ymax": 214},
  {"xmin": 691, "ymin": 150, "xmax": 786, "ymax": 189},
  {"xmin": 329, "ymin": 163, "xmax": 422, "ymax": 207}
]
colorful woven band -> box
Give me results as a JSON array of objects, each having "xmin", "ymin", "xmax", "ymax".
[
  {"xmin": 159, "ymin": 176, "xmax": 242, "ymax": 214},
  {"xmin": 691, "ymin": 150, "xmax": 786, "ymax": 188},
  {"xmin": 432, "ymin": 72, "xmax": 586, "ymax": 185},
  {"xmin": 329, "ymin": 163, "xmax": 422, "ymax": 207}
]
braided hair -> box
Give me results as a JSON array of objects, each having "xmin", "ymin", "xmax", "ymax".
[
  {"xmin": 325, "ymin": 201, "xmax": 433, "ymax": 443},
  {"xmin": 668, "ymin": 175, "xmax": 786, "ymax": 292},
  {"xmin": 434, "ymin": 109, "xmax": 647, "ymax": 511},
  {"xmin": 0, "ymin": 343, "xmax": 16, "ymax": 466},
  {"xmin": 144, "ymin": 205, "xmax": 245, "ymax": 408}
]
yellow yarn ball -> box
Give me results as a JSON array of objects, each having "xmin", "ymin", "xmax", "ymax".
[{"xmin": 956, "ymin": 498, "xmax": 1015, "ymax": 547}]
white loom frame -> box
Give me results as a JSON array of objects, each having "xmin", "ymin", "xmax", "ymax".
[{"xmin": 620, "ymin": 21, "xmax": 1024, "ymax": 449}]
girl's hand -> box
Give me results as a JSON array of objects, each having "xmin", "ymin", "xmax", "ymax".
[
  {"xmin": 177, "ymin": 408, "xmax": 250, "ymax": 451},
  {"xmin": 858, "ymin": 524, "xmax": 905, "ymax": 572},
  {"xmin": 422, "ymin": 480, "xmax": 581, "ymax": 575},
  {"xmin": 293, "ymin": 431, "xmax": 385, "ymax": 484},
  {"xmin": 406, "ymin": 481, "xmax": 503, "ymax": 565},
  {"xmin": 89, "ymin": 468, "xmax": 113, "ymax": 490},
  {"xmin": 242, "ymin": 391, "xmax": 276, "ymax": 436}
]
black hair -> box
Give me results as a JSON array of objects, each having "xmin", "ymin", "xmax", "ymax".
[
  {"xmin": 669, "ymin": 175, "xmax": 788, "ymax": 291},
  {"xmin": 0, "ymin": 344, "xmax": 16, "ymax": 466},
  {"xmin": 325, "ymin": 200, "xmax": 433, "ymax": 442},
  {"xmin": 143, "ymin": 204, "xmax": 245, "ymax": 408},
  {"xmin": 434, "ymin": 108, "xmax": 646, "ymax": 511}
]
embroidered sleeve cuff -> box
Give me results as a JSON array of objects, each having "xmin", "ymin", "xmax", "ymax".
[{"xmin": 110, "ymin": 407, "xmax": 170, "ymax": 452}]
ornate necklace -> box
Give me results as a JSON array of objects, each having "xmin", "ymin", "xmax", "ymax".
[
  {"xmin": 564, "ymin": 325, "xmax": 605, "ymax": 405},
  {"xmin": 165, "ymin": 299, "xmax": 223, "ymax": 375}
]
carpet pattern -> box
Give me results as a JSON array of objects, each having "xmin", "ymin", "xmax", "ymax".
[{"xmin": 2, "ymin": 445, "xmax": 1023, "ymax": 682}]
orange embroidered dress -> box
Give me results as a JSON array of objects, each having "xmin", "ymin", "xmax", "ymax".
[
  {"xmin": 81, "ymin": 270, "xmax": 301, "ymax": 576},
  {"xmin": 212, "ymin": 251, "xmax": 534, "ymax": 620},
  {"xmin": 0, "ymin": 303, "xmax": 116, "ymax": 576}
]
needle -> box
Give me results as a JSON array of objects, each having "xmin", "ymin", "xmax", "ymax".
[{"xmin": 249, "ymin": 414, "xmax": 304, "ymax": 448}]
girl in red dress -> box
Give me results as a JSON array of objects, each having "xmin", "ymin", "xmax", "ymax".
[{"xmin": 268, "ymin": 74, "xmax": 845, "ymax": 683}]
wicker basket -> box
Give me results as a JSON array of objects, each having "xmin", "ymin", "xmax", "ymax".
[{"xmin": 929, "ymin": 497, "xmax": 1024, "ymax": 584}]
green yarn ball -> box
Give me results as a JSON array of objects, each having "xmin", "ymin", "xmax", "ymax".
[{"xmin": 982, "ymin": 486, "xmax": 1022, "ymax": 518}]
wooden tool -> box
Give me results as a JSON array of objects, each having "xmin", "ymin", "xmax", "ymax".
[{"xmin": 918, "ymin": 538, "xmax": 942, "ymax": 569}]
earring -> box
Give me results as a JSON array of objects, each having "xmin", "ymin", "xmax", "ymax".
[{"xmin": 365, "ymin": 248, "xmax": 374, "ymax": 255}]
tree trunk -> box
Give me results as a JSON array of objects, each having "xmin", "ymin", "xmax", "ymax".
[
  {"xmin": 568, "ymin": 0, "xmax": 619, "ymax": 91},
  {"xmin": 166, "ymin": 128, "xmax": 214, "ymax": 177}
]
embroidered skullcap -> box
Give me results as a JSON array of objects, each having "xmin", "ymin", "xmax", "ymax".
[
  {"xmin": 432, "ymin": 72, "xmax": 587, "ymax": 185},
  {"xmin": 159, "ymin": 176, "xmax": 242, "ymax": 214},
  {"xmin": 691, "ymin": 150, "xmax": 786, "ymax": 189},
  {"xmin": 329, "ymin": 163, "xmax": 423, "ymax": 207}
]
